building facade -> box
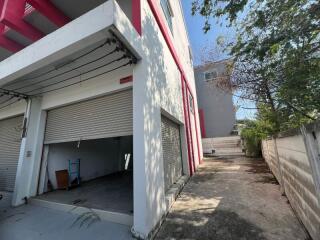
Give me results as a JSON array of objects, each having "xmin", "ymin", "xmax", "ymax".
[
  {"xmin": 0, "ymin": 0, "xmax": 202, "ymax": 239},
  {"xmin": 195, "ymin": 60, "xmax": 236, "ymax": 138}
]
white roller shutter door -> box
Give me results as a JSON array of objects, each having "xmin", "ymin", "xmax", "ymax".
[
  {"xmin": 161, "ymin": 116, "xmax": 183, "ymax": 192},
  {"xmin": 0, "ymin": 116, "xmax": 23, "ymax": 192},
  {"xmin": 44, "ymin": 89, "xmax": 133, "ymax": 144}
]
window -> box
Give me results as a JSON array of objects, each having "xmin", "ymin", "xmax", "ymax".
[
  {"xmin": 204, "ymin": 70, "xmax": 218, "ymax": 82},
  {"xmin": 160, "ymin": 0, "xmax": 173, "ymax": 34},
  {"xmin": 189, "ymin": 94, "xmax": 194, "ymax": 114}
]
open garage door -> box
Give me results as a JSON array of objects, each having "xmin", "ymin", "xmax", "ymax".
[
  {"xmin": 44, "ymin": 89, "xmax": 133, "ymax": 144},
  {"xmin": 36, "ymin": 89, "xmax": 134, "ymax": 220},
  {"xmin": 0, "ymin": 116, "xmax": 23, "ymax": 192},
  {"xmin": 161, "ymin": 115, "xmax": 183, "ymax": 192}
]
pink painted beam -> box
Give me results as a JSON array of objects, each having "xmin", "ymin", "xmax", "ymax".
[
  {"xmin": 132, "ymin": 0, "xmax": 141, "ymax": 35},
  {"xmin": 0, "ymin": 0, "xmax": 44, "ymax": 41},
  {"xmin": 0, "ymin": 23, "xmax": 24, "ymax": 52},
  {"xmin": 27, "ymin": 0, "xmax": 70, "ymax": 27},
  {"xmin": 198, "ymin": 109, "xmax": 206, "ymax": 138}
]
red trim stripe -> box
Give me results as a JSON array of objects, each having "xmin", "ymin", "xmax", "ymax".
[
  {"xmin": 147, "ymin": 0, "xmax": 202, "ymax": 174},
  {"xmin": 120, "ymin": 75, "xmax": 133, "ymax": 84},
  {"xmin": 199, "ymin": 109, "xmax": 206, "ymax": 138},
  {"xmin": 193, "ymin": 98, "xmax": 202, "ymax": 164},
  {"xmin": 132, "ymin": 0, "xmax": 141, "ymax": 35},
  {"xmin": 182, "ymin": 77, "xmax": 194, "ymax": 174}
]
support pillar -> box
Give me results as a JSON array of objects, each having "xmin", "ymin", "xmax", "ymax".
[
  {"xmin": 132, "ymin": 59, "xmax": 167, "ymax": 239},
  {"xmin": 12, "ymin": 97, "xmax": 46, "ymax": 206}
]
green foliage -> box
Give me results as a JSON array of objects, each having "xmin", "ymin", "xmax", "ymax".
[
  {"xmin": 192, "ymin": 0, "xmax": 320, "ymax": 134},
  {"xmin": 191, "ymin": 0, "xmax": 249, "ymax": 32},
  {"xmin": 240, "ymin": 120, "xmax": 266, "ymax": 157}
]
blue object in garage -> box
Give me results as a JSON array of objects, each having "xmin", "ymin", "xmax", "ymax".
[{"xmin": 68, "ymin": 159, "xmax": 81, "ymax": 188}]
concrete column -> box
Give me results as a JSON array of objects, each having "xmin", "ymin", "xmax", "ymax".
[
  {"xmin": 132, "ymin": 59, "xmax": 167, "ymax": 239},
  {"xmin": 12, "ymin": 97, "xmax": 46, "ymax": 206}
]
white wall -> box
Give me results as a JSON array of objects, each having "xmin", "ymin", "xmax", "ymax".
[
  {"xmin": 0, "ymin": 100, "xmax": 26, "ymax": 121},
  {"xmin": 46, "ymin": 136, "xmax": 132, "ymax": 190},
  {"xmin": 170, "ymin": 0, "xmax": 202, "ymax": 167},
  {"xmin": 132, "ymin": 0, "xmax": 202, "ymax": 238}
]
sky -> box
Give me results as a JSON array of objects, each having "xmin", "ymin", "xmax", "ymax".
[{"xmin": 181, "ymin": 0, "xmax": 256, "ymax": 120}]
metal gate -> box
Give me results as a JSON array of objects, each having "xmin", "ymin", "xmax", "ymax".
[
  {"xmin": 161, "ymin": 115, "xmax": 183, "ymax": 192},
  {"xmin": 44, "ymin": 89, "xmax": 133, "ymax": 144},
  {"xmin": 0, "ymin": 116, "xmax": 23, "ymax": 192}
]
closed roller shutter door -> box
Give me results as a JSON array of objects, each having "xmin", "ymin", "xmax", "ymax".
[
  {"xmin": 45, "ymin": 90, "xmax": 133, "ymax": 144},
  {"xmin": 161, "ymin": 116, "xmax": 183, "ymax": 192},
  {"xmin": 0, "ymin": 116, "xmax": 23, "ymax": 192}
]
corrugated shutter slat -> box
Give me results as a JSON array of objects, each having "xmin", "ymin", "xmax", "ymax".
[
  {"xmin": 0, "ymin": 116, "xmax": 23, "ymax": 192},
  {"xmin": 161, "ymin": 116, "xmax": 183, "ymax": 192},
  {"xmin": 45, "ymin": 90, "xmax": 133, "ymax": 144}
]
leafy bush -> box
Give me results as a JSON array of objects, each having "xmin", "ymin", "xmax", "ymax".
[{"xmin": 240, "ymin": 120, "xmax": 266, "ymax": 157}]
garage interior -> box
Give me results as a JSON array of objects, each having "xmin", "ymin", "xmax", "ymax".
[{"xmin": 36, "ymin": 90, "xmax": 133, "ymax": 215}]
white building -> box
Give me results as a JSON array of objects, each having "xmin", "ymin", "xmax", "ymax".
[{"xmin": 0, "ymin": 0, "xmax": 202, "ymax": 239}]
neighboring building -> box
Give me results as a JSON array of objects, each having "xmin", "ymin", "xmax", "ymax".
[
  {"xmin": 0, "ymin": 0, "xmax": 202, "ymax": 239},
  {"xmin": 195, "ymin": 60, "xmax": 236, "ymax": 138}
]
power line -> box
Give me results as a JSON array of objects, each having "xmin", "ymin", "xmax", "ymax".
[
  {"xmin": 0, "ymin": 33, "xmax": 137, "ymax": 101},
  {"xmin": 0, "ymin": 96, "xmax": 15, "ymax": 106},
  {"xmin": 0, "ymin": 98, "xmax": 22, "ymax": 111},
  {"xmin": 27, "ymin": 55, "xmax": 129, "ymax": 94},
  {"xmin": 35, "ymin": 61, "xmax": 132, "ymax": 95},
  {"xmin": 12, "ymin": 47, "xmax": 122, "ymax": 91},
  {"xmin": 4, "ymin": 38, "xmax": 115, "ymax": 88}
]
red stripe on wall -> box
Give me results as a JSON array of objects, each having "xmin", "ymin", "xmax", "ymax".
[
  {"xmin": 147, "ymin": 0, "xmax": 202, "ymax": 174},
  {"xmin": 132, "ymin": 0, "xmax": 142, "ymax": 35},
  {"xmin": 199, "ymin": 109, "xmax": 206, "ymax": 138},
  {"xmin": 193, "ymin": 98, "xmax": 202, "ymax": 163},
  {"xmin": 181, "ymin": 77, "xmax": 194, "ymax": 174},
  {"xmin": 120, "ymin": 75, "xmax": 133, "ymax": 84}
]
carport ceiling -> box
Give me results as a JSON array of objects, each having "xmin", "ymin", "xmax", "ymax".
[{"xmin": 0, "ymin": 32, "xmax": 137, "ymax": 110}]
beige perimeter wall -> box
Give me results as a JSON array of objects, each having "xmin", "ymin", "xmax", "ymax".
[{"xmin": 262, "ymin": 121, "xmax": 320, "ymax": 240}]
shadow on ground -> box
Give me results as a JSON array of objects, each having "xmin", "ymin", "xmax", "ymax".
[
  {"xmin": 156, "ymin": 209, "xmax": 266, "ymax": 240},
  {"xmin": 155, "ymin": 156, "xmax": 308, "ymax": 240}
]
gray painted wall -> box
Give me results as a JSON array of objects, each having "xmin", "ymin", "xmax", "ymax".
[
  {"xmin": 46, "ymin": 136, "xmax": 133, "ymax": 190},
  {"xmin": 194, "ymin": 61, "xmax": 236, "ymax": 138}
]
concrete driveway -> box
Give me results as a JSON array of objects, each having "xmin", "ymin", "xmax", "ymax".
[
  {"xmin": 155, "ymin": 157, "xmax": 309, "ymax": 240},
  {"xmin": 0, "ymin": 204, "xmax": 132, "ymax": 240}
]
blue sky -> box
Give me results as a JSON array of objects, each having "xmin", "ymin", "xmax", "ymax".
[{"xmin": 181, "ymin": 0, "xmax": 256, "ymax": 120}]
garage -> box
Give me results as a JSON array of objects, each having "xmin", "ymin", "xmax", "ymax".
[
  {"xmin": 161, "ymin": 115, "xmax": 183, "ymax": 192},
  {"xmin": 0, "ymin": 116, "xmax": 24, "ymax": 192},
  {"xmin": 37, "ymin": 89, "xmax": 133, "ymax": 215}
]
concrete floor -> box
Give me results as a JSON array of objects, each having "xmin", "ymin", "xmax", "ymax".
[
  {"xmin": 155, "ymin": 156, "xmax": 309, "ymax": 240},
  {"xmin": 0, "ymin": 204, "xmax": 132, "ymax": 240},
  {"xmin": 37, "ymin": 171, "xmax": 133, "ymax": 214}
]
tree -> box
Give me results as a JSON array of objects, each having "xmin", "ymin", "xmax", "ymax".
[{"xmin": 192, "ymin": 0, "xmax": 320, "ymax": 134}]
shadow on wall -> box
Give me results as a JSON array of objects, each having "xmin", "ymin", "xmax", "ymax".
[
  {"xmin": 141, "ymin": 13, "xmax": 184, "ymax": 230},
  {"xmin": 116, "ymin": 6, "xmax": 186, "ymax": 235}
]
